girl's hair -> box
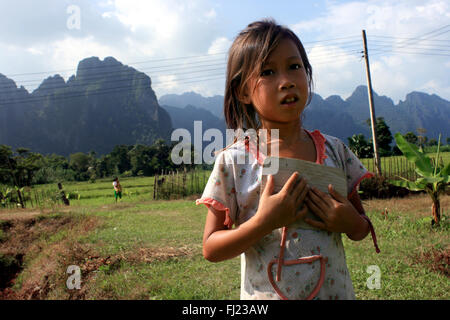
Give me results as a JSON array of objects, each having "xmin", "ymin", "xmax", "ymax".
[{"xmin": 224, "ymin": 18, "xmax": 313, "ymax": 130}]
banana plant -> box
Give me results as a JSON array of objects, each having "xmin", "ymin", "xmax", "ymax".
[
  {"xmin": 0, "ymin": 187, "xmax": 13, "ymax": 207},
  {"xmin": 390, "ymin": 133, "xmax": 449, "ymax": 226}
]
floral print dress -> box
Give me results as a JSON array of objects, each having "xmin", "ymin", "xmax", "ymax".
[{"xmin": 197, "ymin": 130, "xmax": 379, "ymax": 300}]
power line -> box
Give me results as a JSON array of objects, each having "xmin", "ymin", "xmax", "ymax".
[
  {"xmin": 0, "ymin": 73, "xmax": 226, "ymax": 106},
  {"xmin": 4, "ymin": 37, "xmax": 363, "ymax": 79},
  {"xmin": 4, "ymin": 52, "xmax": 228, "ymax": 78},
  {"xmin": 370, "ymin": 24, "xmax": 450, "ymax": 57},
  {"xmin": 370, "ymin": 49, "xmax": 450, "ymax": 57},
  {"xmin": 1, "ymin": 28, "xmax": 448, "ymax": 106},
  {"xmin": 369, "ymin": 35, "xmax": 450, "ymax": 42},
  {"xmin": 0, "ymin": 63, "xmax": 227, "ymax": 92}
]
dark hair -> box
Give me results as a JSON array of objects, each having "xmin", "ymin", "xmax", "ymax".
[{"xmin": 224, "ymin": 18, "xmax": 313, "ymax": 130}]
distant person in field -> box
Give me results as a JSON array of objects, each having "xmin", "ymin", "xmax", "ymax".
[{"xmin": 113, "ymin": 177, "xmax": 122, "ymax": 202}]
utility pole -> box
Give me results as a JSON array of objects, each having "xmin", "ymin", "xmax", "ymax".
[{"xmin": 362, "ymin": 29, "xmax": 382, "ymax": 176}]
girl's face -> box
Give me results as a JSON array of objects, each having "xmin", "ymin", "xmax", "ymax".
[{"xmin": 242, "ymin": 38, "xmax": 309, "ymax": 128}]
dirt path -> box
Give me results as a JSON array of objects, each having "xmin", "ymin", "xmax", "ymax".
[{"xmin": 0, "ymin": 207, "xmax": 72, "ymax": 221}]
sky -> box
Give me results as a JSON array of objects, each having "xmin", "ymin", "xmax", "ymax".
[{"xmin": 0, "ymin": 0, "xmax": 449, "ymax": 104}]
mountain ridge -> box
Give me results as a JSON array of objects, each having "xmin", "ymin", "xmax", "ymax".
[
  {"xmin": 0, "ymin": 55, "xmax": 448, "ymax": 157},
  {"xmin": 0, "ymin": 56, "xmax": 172, "ymax": 156},
  {"xmin": 160, "ymin": 85, "xmax": 450, "ymax": 142}
]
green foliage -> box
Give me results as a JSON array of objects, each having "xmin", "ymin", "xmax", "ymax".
[
  {"xmin": 389, "ymin": 133, "xmax": 449, "ymax": 224},
  {"xmin": 1, "ymin": 138, "xmax": 195, "ymax": 186},
  {"xmin": 0, "ymin": 145, "xmax": 44, "ymax": 187},
  {"xmin": 348, "ymin": 134, "xmax": 373, "ymax": 158},
  {"xmin": 404, "ymin": 132, "xmax": 418, "ymax": 145},
  {"xmin": 366, "ymin": 117, "xmax": 394, "ymax": 156}
]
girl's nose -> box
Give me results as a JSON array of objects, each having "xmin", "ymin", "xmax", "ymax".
[{"xmin": 279, "ymin": 75, "xmax": 295, "ymax": 90}]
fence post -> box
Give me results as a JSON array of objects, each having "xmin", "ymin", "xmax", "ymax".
[
  {"xmin": 153, "ymin": 173, "xmax": 158, "ymax": 200},
  {"xmin": 389, "ymin": 157, "xmax": 392, "ymax": 179},
  {"xmin": 58, "ymin": 182, "xmax": 70, "ymax": 206},
  {"xmin": 183, "ymin": 167, "xmax": 187, "ymax": 197},
  {"xmin": 29, "ymin": 189, "xmax": 34, "ymax": 208},
  {"xmin": 171, "ymin": 171, "xmax": 174, "ymax": 196}
]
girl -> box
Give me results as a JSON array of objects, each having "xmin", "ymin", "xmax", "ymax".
[{"xmin": 197, "ymin": 19, "xmax": 379, "ymax": 300}]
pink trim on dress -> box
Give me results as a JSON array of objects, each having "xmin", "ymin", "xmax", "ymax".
[
  {"xmin": 348, "ymin": 172, "xmax": 375, "ymax": 199},
  {"xmin": 305, "ymin": 129, "xmax": 328, "ymax": 164},
  {"xmin": 196, "ymin": 198, "xmax": 234, "ymax": 229}
]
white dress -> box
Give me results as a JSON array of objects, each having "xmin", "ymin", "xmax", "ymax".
[{"xmin": 197, "ymin": 130, "xmax": 379, "ymax": 300}]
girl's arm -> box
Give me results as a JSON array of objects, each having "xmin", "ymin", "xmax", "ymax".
[
  {"xmin": 346, "ymin": 190, "xmax": 370, "ymax": 240},
  {"xmin": 203, "ymin": 173, "xmax": 309, "ymax": 262},
  {"xmin": 202, "ymin": 206, "xmax": 271, "ymax": 262}
]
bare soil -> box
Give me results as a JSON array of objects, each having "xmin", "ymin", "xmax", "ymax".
[{"xmin": 0, "ymin": 208, "xmax": 196, "ymax": 300}]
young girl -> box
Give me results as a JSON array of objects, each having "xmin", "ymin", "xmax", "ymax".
[
  {"xmin": 197, "ymin": 19, "xmax": 379, "ymax": 300},
  {"xmin": 113, "ymin": 177, "xmax": 122, "ymax": 203}
]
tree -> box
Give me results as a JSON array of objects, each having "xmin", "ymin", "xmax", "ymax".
[
  {"xmin": 427, "ymin": 138, "xmax": 438, "ymax": 147},
  {"xmin": 404, "ymin": 132, "xmax": 418, "ymax": 146},
  {"xmin": 14, "ymin": 148, "xmax": 44, "ymax": 186},
  {"xmin": 366, "ymin": 117, "xmax": 393, "ymax": 156},
  {"xmin": 0, "ymin": 145, "xmax": 14, "ymax": 185},
  {"xmin": 128, "ymin": 144, "xmax": 154, "ymax": 176},
  {"xmin": 389, "ymin": 133, "xmax": 449, "ymax": 226},
  {"xmin": 69, "ymin": 152, "xmax": 91, "ymax": 180},
  {"xmin": 110, "ymin": 145, "xmax": 132, "ymax": 174},
  {"xmin": 417, "ymin": 127, "xmax": 427, "ymax": 151},
  {"xmin": 347, "ymin": 134, "xmax": 373, "ymax": 158}
]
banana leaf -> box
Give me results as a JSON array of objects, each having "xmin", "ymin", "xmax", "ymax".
[
  {"xmin": 416, "ymin": 176, "xmax": 445, "ymax": 184},
  {"xmin": 389, "ymin": 178, "xmax": 423, "ymax": 191},
  {"xmin": 442, "ymin": 162, "xmax": 450, "ymax": 176},
  {"xmin": 394, "ymin": 133, "xmax": 433, "ymax": 176}
]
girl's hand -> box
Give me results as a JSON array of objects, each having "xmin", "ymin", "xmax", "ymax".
[
  {"xmin": 255, "ymin": 172, "xmax": 309, "ymax": 233},
  {"xmin": 304, "ymin": 184, "xmax": 365, "ymax": 236}
]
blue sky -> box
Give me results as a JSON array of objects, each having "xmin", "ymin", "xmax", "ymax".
[{"xmin": 0, "ymin": 0, "xmax": 449, "ymax": 103}]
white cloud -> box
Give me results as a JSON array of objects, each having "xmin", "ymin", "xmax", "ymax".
[
  {"xmin": 204, "ymin": 8, "xmax": 217, "ymax": 20},
  {"xmin": 50, "ymin": 36, "xmax": 119, "ymax": 70},
  {"xmin": 207, "ymin": 37, "xmax": 231, "ymax": 54},
  {"xmin": 291, "ymin": 0, "xmax": 450, "ymax": 102},
  {"xmin": 153, "ymin": 74, "xmax": 178, "ymax": 91},
  {"xmin": 26, "ymin": 47, "xmax": 44, "ymax": 56}
]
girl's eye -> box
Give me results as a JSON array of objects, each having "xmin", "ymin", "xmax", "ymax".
[
  {"xmin": 260, "ymin": 69, "xmax": 274, "ymax": 76},
  {"xmin": 291, "ymin": 63, "xmax": 302, "ymax": 70}
]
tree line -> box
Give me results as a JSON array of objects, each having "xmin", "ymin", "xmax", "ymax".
[
  {"xmin": 347, "ymin": 117, "xmax": 450, "ymax": 159},
  {"xmin": 1, "ymin": 118, "xmax": 448, "ymax": 189},
  {"xmin": 0, "ymin": 139, "xmax": 205, "ymax": 188}
]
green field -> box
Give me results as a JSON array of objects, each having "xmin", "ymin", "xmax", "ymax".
[{"xmin": 0, "ymin": 175, "xmax": 449, "ymax": 300}]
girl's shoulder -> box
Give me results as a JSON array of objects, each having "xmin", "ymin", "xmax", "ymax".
[
  {"xmin": 317, "ymin": 131, "xmax": 349, "ymax": 154},
  {"xmin": 216, "ymin": 137, "xmax": 261, "ymax": 166}
]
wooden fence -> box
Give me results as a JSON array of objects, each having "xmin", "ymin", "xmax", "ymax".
[
  {"xmin": 361, "ymin": 155, "xmax": 445, "ymax": 180},
  {"xmin": 0, "ymin": 185, "xmax": 69, "ymax": 210},
  {"xmin": 153, "ymin": 167, "xmax": 209, "ymax": 200}
]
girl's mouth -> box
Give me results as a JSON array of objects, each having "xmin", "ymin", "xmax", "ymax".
[{"xmin": 281, "ymin": 96, "xmax": 298, "ymax": 105}]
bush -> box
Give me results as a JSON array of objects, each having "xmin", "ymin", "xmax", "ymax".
[
  {"xmin": 359, "ymin": 175, "xmax": 414, "ymax": 199},
  {"xmin": 32, "ymin": 167, "xmax": 77, "ymax": 184}
]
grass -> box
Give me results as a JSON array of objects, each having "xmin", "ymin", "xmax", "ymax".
[{"xmin": 0, "ymin": 175, "xmax": 449, "ymax": 300}]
